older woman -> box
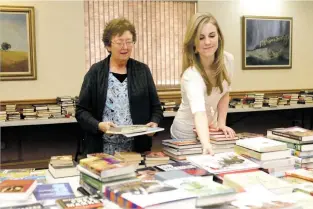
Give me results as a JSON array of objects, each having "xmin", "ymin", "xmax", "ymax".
[{"xmin": 76, "ymin": 18, "xmax": 163, "ymax": 155}]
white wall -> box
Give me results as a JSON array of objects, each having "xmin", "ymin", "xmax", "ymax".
[
  {"xmin": 198, "ymin": 0, "xmax": 313, "ymax": 91},
  {"xmin": 0, "ymin": 1, "xmax": 86, "ymax": 100}
]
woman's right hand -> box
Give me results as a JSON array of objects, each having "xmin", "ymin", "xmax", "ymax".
[
  {"xmin": 98, "ymin": 121, "xmax": 116, "ymax": 133},
  {"xmin": 202, "ymin": 142, "xmax": 214, "ymax": 155}
]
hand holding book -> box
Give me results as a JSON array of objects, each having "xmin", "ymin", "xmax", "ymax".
[{"xmin": 98, "ymin": 121, "xmax": 117, "ymax": 133}]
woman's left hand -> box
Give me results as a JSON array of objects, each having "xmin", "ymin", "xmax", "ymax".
[
  {"xmin": 146, "ymin": 122, "xmax": 158, "ymax": 136},
  {"xmin": 217, "ymin": 124, "xmax": 236, "ymax": 138}
]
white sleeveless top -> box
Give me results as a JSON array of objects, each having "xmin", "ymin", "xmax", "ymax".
[{"xmin": 171, "ymin": 51, "xmax": 235, "ymax": 139}]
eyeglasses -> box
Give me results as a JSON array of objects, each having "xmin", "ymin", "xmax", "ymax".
[{"xmin": 111, "ymin": 40, "xmax": 134, "ymax": 47}]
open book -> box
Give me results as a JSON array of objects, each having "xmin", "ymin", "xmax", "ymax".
[{"xmin": 106, "ymin": 125, "xmax": 164, "ymax": 137}]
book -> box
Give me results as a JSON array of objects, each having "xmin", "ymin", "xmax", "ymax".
[
  {"xmin": 48, "ymin": 164, "xmax": 79, "ymax": 179},
  {"xmin": 271, "ymin": 127, "xmax": 313, "ymax": 142},
  {"xmin": 50, "ymin": 155, "xmax": 74, "ymax": 168},
  {"xmin": 162, "ymin": 147, "xmax": 202, "ymax": 156},
  {"xmin": 136, "ymin": 167, "xmax": 159, "ymax": 181},
  {"xmin": 56, "ymin": 194, "xmax": 103, "ymax": 209},
  {"xmin": 33, "ymin": 183, "xmax": 74, "ymax": 201},
  {"xmin": 0, "ymin": 203, "xmax": 44, "ymax": 209},
  {"xmin": 0, "ymin": 180, "xmax": 37, "ymax": 201},
  {"xmin": 162, "ymin": 139, "xmax": 202, "ymax": 149},
  {"xmin": 223, "ymin": 170, "xmax": 294, "ymax": 195},
  {"xmin": 156, "ymin": 162, "xmax": 211, "ymax": 177},
  {"xmin": 123, "ymin": 127, "xmax": 164, "ymax": 137},
  {"xmin": 234, "ymin": 145, "xmax": 291, "ymax": 161},
  {"xmin": 155, "ymin": 170, "xmax": 192, "ymax": 181},
  {"xmin": 145, "ymin": 151, "xmax": 170, "ymax": 161},
  {"xmin": 235, "ymin": 137, "xmax": 287, "ymax": 152},
  {"xmin": 187, "ymin": 152, "xmax": 260, "ymax": 174},
  {"xmin": 0, "ymin": 169, "xmax": 46, "ymax": 184},
  {"xmin": 293, "ymin": 184, "xmax": 313, "ymax": 196},
  {"xmin": 105, "ymin": 180, "xmax": 193, "ymax": 209},
  {"xmin": 286, "ymin": 169, "xmax": 313, "ymax": 182},
  {"xmin": 106, "ymin": 125, "xmax": 149, "ymax": 134},
  {"xmin": 79, "ymin": 156, "xmax": 136, "ymax": 178},
  {"xmin": 165, "ymin": 176, "xmax": 235, "ymax": 197}
]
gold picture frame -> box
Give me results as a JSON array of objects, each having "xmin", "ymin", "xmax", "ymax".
[
  {"xmin": 0, "ymin": 6, "xmax": 36, "ymax": 80},
  {"xmin": 242, "ymin": 16, "xmax": 293, "ymax": 70}
]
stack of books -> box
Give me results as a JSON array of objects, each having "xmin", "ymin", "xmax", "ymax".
[
  {"xmin": 0, "ymin": 169, "xmax": 46, "ymax": 184},
  {"xmin": 21, "ymin": 105, "xmax": 37, "ymax": 120},
  {"xmin": 47, "ymin": 104, "xmax": 63, "ymax": 119},
  {"xmin": 161, "ymin": 101, "xmax": 179, "ymax": 113},
  {"xmin": 263, "ymin": 96, "xmax": 279, "ymax": 107},
  {"xmin": 267, "ymin": 127, "xmax": 313, "ymax": 169},
  {"xmin": 77, "ymin": 153, "xmax": 138, "ymax": 195},
  {"xmin": 114, "ymin": 152, "xmax": 144, "ymax": 168},
  {"xmin": 6, "ymin": 104, "xmax": 20, "ymax": 121},
  {"xmin": 0, "ymin": 111, "xmax": 6, "ymax": 122},
  {"xmin": 0, "ymin": 179, "xmax": 37, "ymax": 201},
  {"xmin": 209, "ymin": 131, "xmax": 239, "ymax": 154},
  {"xmin": 234, "ymin": 137, "xmax": 294, "ymax": 177},
  {"xmin": 33, "ymin": 105, "xmax": 49, "ymax": 119},
  {"xmin": 48, "ymin": 155, "xmax": 79, "ymax": 178},
  {"xmin": 162, "ymin": 139, "xmax": 202, "ymax": 161},
  {"xmin": 144, "ymin": 151, "xmax": 170, "ymax": 167},
  {"xmin": 57, "ymin": 96, "xmax": 75, "ymax": 117}
]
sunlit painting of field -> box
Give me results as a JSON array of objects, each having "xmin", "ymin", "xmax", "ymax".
[{"xmin": 1, "ymin": 50, "xmax": 29, "ymax": 72}]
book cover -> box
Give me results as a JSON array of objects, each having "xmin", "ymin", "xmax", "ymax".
[
  {"xmin": 156, "ymin": 162, "xmax": 211, "ymax": 176},
  {"xmin": 223, "ymin": 170, "xmax": 294, "ymax": 194},
  {"xmin": 155, "ymin": 170, "xmax": 192, "ymax": 181},
  {"xmin": 123, "ymin": 127, "xmax": 164, "ymax": 137},
  {"xmin": 187, "ymin": 152, "xmax": 260, "ymax": 174},
  {"xmin": 106, "ymin": 125, "xmax": 149, "ymax": 134},
  {"xmin": 33, "ymin": 183, "xmax": 74, "ymax": 201},
  {"xmin": 165, "ymin": 177, "xmax": 235, "ymax": 197},
  {"xmin": 136, "ymin": 167, "xmax": 158, "ymax": 181},
  {"xmin": 0, "ymin": 169, "xmax": 46, "ymax": 184},
  {"xmin": 235, "ymin": 137, "xmax": 287, "ymax": 152},
  {"xmin": 145, "ymin": 151, "xmax": 169, "ymax": 161},
  {"xmin": 0, "ymin": 180, "xmax": 37, "ymax": 201},
  {"xmin": 56, "ymin": 194, "xmax": 103, "ymax": 209},
  {"xmin": 271, "ymin": 127, "xmax": 313, "ymax": 141},
  {"xmin": 105, "ymin": 180, "xmax": 193, "ymax": 208}
]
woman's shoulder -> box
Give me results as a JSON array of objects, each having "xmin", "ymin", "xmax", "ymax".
[
  {"xmin": 182, "ymin": 66, "xmax": 202, "ymax": 80},
  {"xmin": 224, "ymin": 51, "xmax": 234, "ymax": 63}
]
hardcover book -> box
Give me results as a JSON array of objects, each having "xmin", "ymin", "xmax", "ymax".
[
  {"xmin": 235, "ymin": 137, "xmax": 287, "ymax": 152},
  {"xmin": 187, "ymin": 152, "xmax": 260, "ymax": 174},
  {"xmin": 33, "ymin": 183, "xmax": 74, "ymax": 201},
  {"xmin": 56, "ymin": 194, "xmax": 103, "ymax": 209},
  {"xmin": 0, "ymin": 180, "xmax": 37, "ymax": 201},
  {"xmin": 156, "ymin": 162, "xmax": 211, "ymax": 176},
  {"xmin": 271, "ymin": 127, "xmax": 313, "ymax": 142}
]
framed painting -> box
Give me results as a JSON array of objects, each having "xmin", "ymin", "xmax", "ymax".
[
  {"xmin": 0, "ymin": 6, "xmax": 36, "ymax": 80},
  {"xmin": 242, "ymin": 16, "xmax": 292, "ymax": 69}
]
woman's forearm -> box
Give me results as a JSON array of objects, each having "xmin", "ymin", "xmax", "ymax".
[
  {"xmin": 217, "ymin": 92, "xmax": 230, "ymax": 126},
  {"xmin": 194, "ymin": 111, "xmax": 210, "ymax": 146}
]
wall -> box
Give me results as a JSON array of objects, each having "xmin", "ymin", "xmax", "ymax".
[
  {"xmin": 198, "ymin": 0, "xmax": 313, "ymax": 91},
  {"xmin": 0, "ymin": 1, "xmax": 85, "ymax": 101},
  {"xmin": 1, "ymin": 1, "xmax": 312, "ymax": 101}
]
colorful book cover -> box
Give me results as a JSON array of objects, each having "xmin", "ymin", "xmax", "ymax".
[
  {"xmin": 156, "ymin": 162, "xmax": 211, "ymax": 176},
  {"xmin": 0, "ymin": 169, "xmax": 46, "ymax": 184},
  {"xmin": 165, "ymin": 177, "xmax": 235, "ymax": 197},
  {"xmin": 187, "ymin": 152, "xmax": 260, "ymax": 174},
  {"xmin": 0, "ymin": 203, "xmax": 44, "ymax": 209},
  {"xmin": 0, "ymin": 180, "xmax": 36, "ymax": 193},
  {"xmin": 136, "ymin": 167, "xmax": 158, "ymax": 181},
  {"xmin": 56, "ymin": 194, "xmax": 103, "ymax": 209},
  {"xmin": 33, "ymin": 183, "xmax": 74, "ymax": 201}
]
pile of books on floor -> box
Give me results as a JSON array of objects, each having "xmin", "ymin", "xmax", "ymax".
[
  {"xmin": 48, "ymin": 155, "xmax": 79, "ymax": 178},
  {"xmin": 209, "ymin": 131, "xmax": 239, "ymax": 154},
  {"xmin": 144, "ymin": 151, "xmax": 170, "ymax": 167},
  {"xmin": 162, "ymin": 138, "xmax": 202, "ymax": 161},
  {"xmin": 267, "ymin": 126, "xmax": 313, "ymax": 169},
  {"xmin": 234, "ymin": 136, "xmax": 294, "ymax": 177}
]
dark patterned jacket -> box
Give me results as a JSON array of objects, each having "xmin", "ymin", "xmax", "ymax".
[{"xmin": 76, "ymin": 55, "xmax": 163, "ymax": 155}]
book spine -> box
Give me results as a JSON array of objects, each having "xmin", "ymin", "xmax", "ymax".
[
  {"xmin": 81, "ymin": 173, "xmax": 103, "ymax": 191},
  {"xmin": 272, "ymin": 131, "xmax": 302, "ymax": 141},
  {"xmin": 105, "ymin": 187, "xmax": 142, "ymax": 209}
]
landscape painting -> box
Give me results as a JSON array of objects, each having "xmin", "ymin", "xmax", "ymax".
[
  {"xmin": 242, "ymin": 16, "xmax": 292, "ymax": 69},
  {"xmin": 0, "ymin": 6, "xmax": 36, "ymax": 80}
]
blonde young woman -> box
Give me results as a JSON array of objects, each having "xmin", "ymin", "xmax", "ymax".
[{"xmin": 170, "ymin": 13, "xmax": 236, "ymax": 155}]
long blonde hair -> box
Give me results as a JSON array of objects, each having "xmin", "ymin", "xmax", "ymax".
[{"xmin": 182, "ymin": 13, "xmax": 231, "ymax": 95}]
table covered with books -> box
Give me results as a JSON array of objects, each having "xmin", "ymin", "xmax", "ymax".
[{"xmin": 1, "ymin": 127, "xmax": 313, "ymax": 209}]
